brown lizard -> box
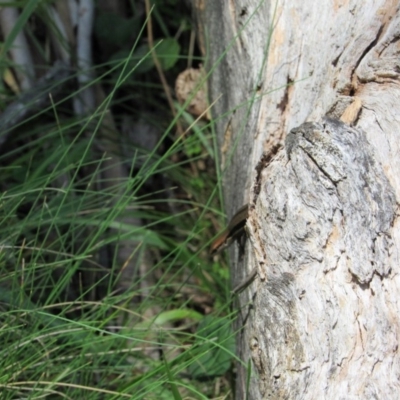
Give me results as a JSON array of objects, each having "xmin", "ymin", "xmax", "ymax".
[
  {"xmin": 210, "ymin": 204, "xmax": 258, "ymax": 294},
  {"xmin": 209, "ymin": 204, "xmax": 249, "ymax": 255}
]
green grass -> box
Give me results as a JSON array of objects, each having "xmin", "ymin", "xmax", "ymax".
[
  {"xmin": 0, "ymin": 108, "xmax": 238, "ymax": 398},
  {"xmin": 0, "ymin": 1, "xmax": 245, "ymax": 398}
]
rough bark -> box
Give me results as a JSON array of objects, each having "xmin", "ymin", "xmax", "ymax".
[
  {"xmin": 192, "ymin": 0, "xmax": 400, "ymax": 398},
  {"xmin": 246, "ymin": 118, "xmax": 398, "ymax": 398}
]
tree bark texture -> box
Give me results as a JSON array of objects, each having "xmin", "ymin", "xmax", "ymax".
[{"xmin": 192, "ymin": 0, "xmax": 400, "ymax": 398}]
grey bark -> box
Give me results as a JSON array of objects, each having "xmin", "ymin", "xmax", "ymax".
[
  {"xmin": 192, "ymin": 0, "xmax": 400, "ymax": 398},
  {"xmin": 245, "ymin": 118, "xmax": 397, "ymax": 398}
]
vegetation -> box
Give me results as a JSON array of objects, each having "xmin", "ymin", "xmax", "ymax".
[{"xmin": 0, "ymin": 1, "xmax": 241, "ymax": 398}]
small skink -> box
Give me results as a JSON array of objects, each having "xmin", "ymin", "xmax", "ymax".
[{"xmin": 210, "ymin": 204, "xmax": 249, "ymax": 255}]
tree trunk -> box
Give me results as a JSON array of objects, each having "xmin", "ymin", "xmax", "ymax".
[{"xmin": 192, "ymin": 1, "xmax": 400, "ymax": 398}]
